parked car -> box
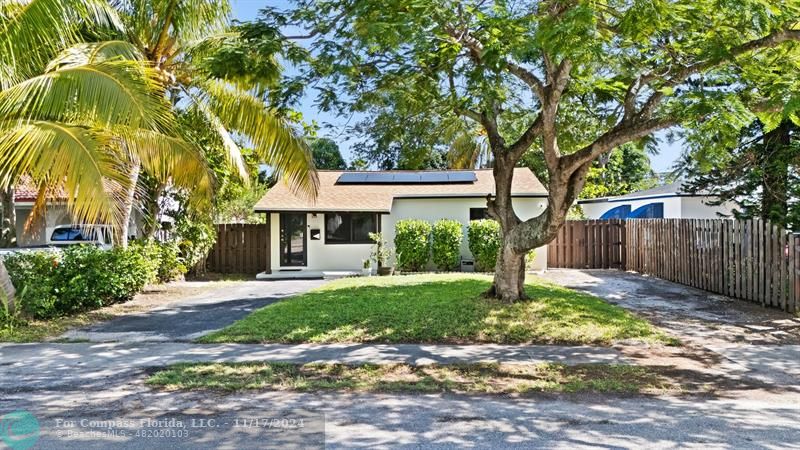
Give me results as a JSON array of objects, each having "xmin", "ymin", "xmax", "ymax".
[{"xmin": 47, "ymin": 225, "xmax": 113, "ymax": 249}]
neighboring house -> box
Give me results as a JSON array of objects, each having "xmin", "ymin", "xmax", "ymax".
[
  {"xmin": 8, "ymin": 178, "xmax": 143, "ymax": 247},
  {"xmin": 254, "ymin": 168, "xmax": 549, "ymax": 278},
  {"xmin": 578, "ymin": 181, "xmax": 734, "ymax": 220}
]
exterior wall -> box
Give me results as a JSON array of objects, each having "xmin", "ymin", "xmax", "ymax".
[
  {"xmin": 269, "ymin": 196, "xmax": 550, "ymax": 273},
  {"xmin": 581, "ymin": 196, "xmax": 731, "ymax": 220},
  {"xmin": 269, "ymin": 212, "xmax": 373, "ymax": 272},
  {"xmin": 680, "ymin": 197, "xmax": 734, "ymax": 219}
]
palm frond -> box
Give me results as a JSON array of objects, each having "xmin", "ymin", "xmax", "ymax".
[
  {"xmin": 0, "ymin": 0, "xmax": 123, "ymax": 86},
  {"xmin": 0, "ymin": 120, "xmax": 128, "ymax": 229},
  {"xmin": 448, "ymin": 130, "xmax": 490, "ymax": 169},
  {"xmin": 0, "ymin": 58, "xmax": 174, "ymax": 132},
  {"xmin": 184, "ymin": 89, "xmax": 249, "ymax": 180},
  {"xmin": 122, "ymin": 128, "xmax": 214, "ymax": 210},
  {"xmin": 197, "ymin": 79, "xmax": 318, "ymax": 197},
  {"xmin": 46, "ymin": 40, "xmax": 144, "ymax": 70},
  {"xmin": 117, "ymin": 0, "xmax": 230, "ymax": 53}
]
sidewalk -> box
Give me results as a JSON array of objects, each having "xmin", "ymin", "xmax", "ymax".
[{"xmin": 0, "ymin": 342, "xmax": 629, "ymax": 391}]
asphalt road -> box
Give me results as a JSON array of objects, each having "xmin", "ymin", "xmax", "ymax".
[{"xmin": 3, "ymin": 384, "xmax": 799, "ymax": 449}]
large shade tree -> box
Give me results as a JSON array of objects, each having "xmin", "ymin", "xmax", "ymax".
[{"xmin": 256, "ymin": 0, "xmax": 800, "ymax": 301}]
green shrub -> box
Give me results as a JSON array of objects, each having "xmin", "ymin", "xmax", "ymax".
[
  {"xmin": 130, "ymin": 240, "xmax": 186, "ymax": 283},
  {"xmin": 467, "ymin": 219, "xmax": 501, "ymax": 272},
  {"xmin": 155, "ymin": 241, "xmax": 187, "ymax": 282},
  {"xmin": 2, "ymin": 252, "xmax": 59, "ymax": 319},
  {"xmin": 57, "ymin": 245, "xmax": 153, "ymax": 312},
  {"xmin": 3, "ymin": 245, "xmax": 157, "ymax": 320},
  {"xmin": 431, "ymin": 219, "xmax": 463, "ymax": 271},
  {"xmin": 394, "ymin": 219, "xmax": 432, "ymax": 272}
]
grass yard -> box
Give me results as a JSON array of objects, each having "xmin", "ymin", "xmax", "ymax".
[
  {"xmin": 200, "ymin": 274, "xmax": 672, "ymax": 345},
  {"xmin": 146, "ymin": 362, "xmax": 677, "ymax": 395}
]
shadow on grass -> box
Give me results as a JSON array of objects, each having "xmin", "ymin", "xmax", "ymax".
[{"xmin": 200, "ymin": 274, "xmax": 669, "ymax": 345}]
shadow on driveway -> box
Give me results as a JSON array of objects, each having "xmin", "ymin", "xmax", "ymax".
[{"xmin": 61, "ymin": 279, "xmax": 329, "ymax": 342}]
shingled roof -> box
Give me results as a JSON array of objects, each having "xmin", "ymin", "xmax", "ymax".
[{"xmin": 255, "ymin": 168, "xmax": 547, "ymax": 213}]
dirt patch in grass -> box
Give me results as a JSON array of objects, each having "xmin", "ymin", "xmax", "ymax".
[
  {"xmin": 200, "ymin": 273, "xmax": 673, "ymax": 346},
  {"xmin": 146, "ymin": 362, "xmax": 680, "ymax": 395}
]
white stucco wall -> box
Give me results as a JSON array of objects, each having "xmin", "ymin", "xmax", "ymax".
[
  {"xmin": 269, "ymin": 196, "xmax": 550, "ymax": 273},
  {"xmin": 580, "ymin": 196, "xmax": 731, "ymax": 220},
  {"xmin": 680, "ymin": 197, "xmax": 734, "ymax": 219}
]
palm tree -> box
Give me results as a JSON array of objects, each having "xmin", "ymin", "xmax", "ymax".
[
  {"xmin": 109, "ymin": 0, "xmax": 318, "ymax": 242},
  {"xmin": 0, "ymin": 0, "xmax": 318, "ymax": 247}
]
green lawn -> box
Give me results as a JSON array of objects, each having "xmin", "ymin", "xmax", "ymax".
[
  {"xmin": 200, "ymin": 274, "xmax": 671, "ymax": 345},
  {"xmin": 146, "ymin": 362, "xmax": 676, "ymax": 395}
]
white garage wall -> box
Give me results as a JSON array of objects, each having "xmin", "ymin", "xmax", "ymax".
[
  {"xmin": 581, "ymin": 196, "xmax": 681, "ymax": 219},
  {"xmin": 680, "ymin": 197, "xmax": 734, "ymax": 219},
  {"xmin": 269, "ymin": 196, "xmax": 550, "ymax": 272},
  {"xmin": 581, "ymin": 196, "xmax": 733, "ymax": 220}
]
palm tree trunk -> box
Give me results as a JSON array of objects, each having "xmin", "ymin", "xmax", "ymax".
[
  {"xmin": 0, "ymin": 188, "xmax": 16, "ymax": 248},
  {"xmin": 0, "ymin": 258, "xmax": 15, "ymax": 312},
  {"xmin": 117, "ymin": 159, "xmax": 141, "ymax": 248},
  {"xmin": 143, "ymin": 182, "xmax": 166, "ymax": 240}
]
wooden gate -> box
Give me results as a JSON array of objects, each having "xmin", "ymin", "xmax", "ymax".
[
  {"xmin": 547, "ymin": 220, "xmax": 626, "ymax": 269},
  {"xmin": 206, "ymin": 223, "xmax": 269, "ymax": 274}
]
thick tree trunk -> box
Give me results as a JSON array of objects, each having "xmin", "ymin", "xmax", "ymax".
[
  {"xmin": 488, "ymin": 157, "xmax": 591, "ymax": 302},
  {"xmin": 0, "ymin": 188, "xmax": 16, "ymax": 248},
  {"xmin": 117, "ymin": 160, "xmax": 142, "ymax": 248}
]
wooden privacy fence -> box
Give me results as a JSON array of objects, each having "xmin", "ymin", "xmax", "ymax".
[
  {"xmin": 626, "ymin": 219, "xmax": 799, "ymax": 313},
  {"xmin": 206, "ymin": 223, "xmax": 269, "ymax": 274},
  {"xmin": 547, "ymin": 219, "xmax": 626, "ymax": 269}
]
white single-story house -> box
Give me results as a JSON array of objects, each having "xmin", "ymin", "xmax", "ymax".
[
  {"xmin": 7, "ymin": 177, "xmax": 144, "ymax": 247},
  {"xmin": 254, "ymin": 168, "xmax": 549, "ymax": 278},
  {"xmin": 578, "ymin": 181, "xmax": 734, "ymax": 220}
]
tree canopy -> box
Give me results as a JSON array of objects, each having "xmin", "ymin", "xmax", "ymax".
[
  {"xmin": 310, "ymin": 137, "xmax": 347, "ymax": 169},
  {"xmin": 251, "ymin": 0, "xmax": 800, "ymax": 300}
]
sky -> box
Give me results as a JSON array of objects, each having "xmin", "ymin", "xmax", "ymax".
[{"xmin": 231, "ymin": 1, "xmax": 683, "ymax": 173}]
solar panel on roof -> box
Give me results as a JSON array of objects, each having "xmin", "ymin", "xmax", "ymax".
[
  {"xmin": 336, "ymin": 171, "xmax": 476, "ymax": 184},
  {"xmin": 365, "ymin": 173, "xmax": 393, "ymax": 182},
  {"xmin": 448, "ymin": 172, "xmax": 478, "ymax": 182},
  {"xmin": 392, "ymin": 173, "xmax": 421, "ymax": 182},
  {"xmin": 420, "ymin": 172, "xmax": 449, "ymax": 183},
  {"xmin": 337, "ymin": 173, "xmax": 369, "ymax": 183}
]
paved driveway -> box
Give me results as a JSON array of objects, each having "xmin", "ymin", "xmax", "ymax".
[
  {"xmin": 541, "ymin": 269, "xmax": 800, "ymax": 386},
  {"xmin": 61, "ymin": 279, "xmax": 328, "ymax": 342}
]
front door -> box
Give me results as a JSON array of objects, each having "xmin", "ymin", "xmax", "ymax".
[{"xmin": 280, "ymin": 213, "xmax": 306, "ymax": 266}]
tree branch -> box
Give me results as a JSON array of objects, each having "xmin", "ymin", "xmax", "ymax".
[
  {"xmin": 508, "ymin": 114, "xmax": 543, "ymax": 158},
  {"xmin": 443, "ymin": 25, "xmax": 545, "ymax": 99},
  {"xmin": 561, "ymin": 116, "xmax": 677, "ymax": 172}
]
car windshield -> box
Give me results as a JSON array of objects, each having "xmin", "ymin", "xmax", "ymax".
[{"xmin": 51, "ymin": 228, "xmax": 91, "ymax": 242}]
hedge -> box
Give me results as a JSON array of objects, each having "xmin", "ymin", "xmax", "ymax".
[
  {"xmin": 467, "ymin": 219, "xmax": 501, "ymax": 272},
  {"xmin": 431, "ymin": 219, "xmax": 463, "ymax": 271},
  {"xmin": 394, "ymin": 219, "xmax": 432, "ymax": 272},
  {"xmin": 3, "ymin": 241, "xmax": 185, "ymax": 320}
]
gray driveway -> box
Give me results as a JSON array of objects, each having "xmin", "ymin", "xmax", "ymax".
[
  {"xmin": 541, "ymin": 269, "xmax": 800, "ymax": 386},
  {"xmin": 61, "ymin": 279, "xmax": 328, "ymax": 342}
]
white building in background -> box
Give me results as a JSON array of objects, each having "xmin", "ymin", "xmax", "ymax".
[
  {"xmin": 254, "ymin": 168, "xmax": 549, "ymax": 278},
  {"xmin": 578, "ymin": 181, "xmax": 734, "ymax": 220}
]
